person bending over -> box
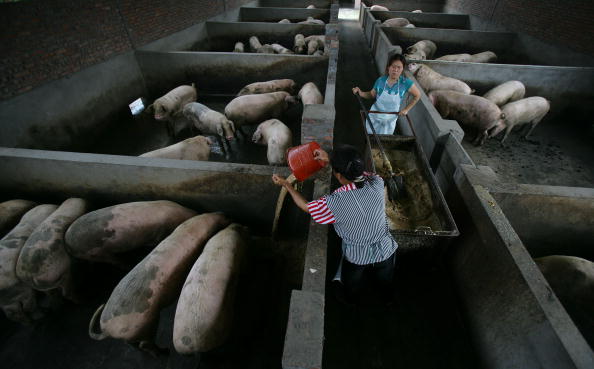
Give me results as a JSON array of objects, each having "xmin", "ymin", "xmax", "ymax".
[{"xmin": 272, "ymin": 145, "xmax": 397, "ymax": 303}]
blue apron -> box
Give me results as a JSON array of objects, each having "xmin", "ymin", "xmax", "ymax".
[{"xmin": 367, "ymin": 78, "xmax": 402, "ymax": 135}]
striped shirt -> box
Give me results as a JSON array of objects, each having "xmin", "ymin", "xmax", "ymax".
[{"xmin": 307, "ymin": 174, "xmax": 398, "ymax": 265}]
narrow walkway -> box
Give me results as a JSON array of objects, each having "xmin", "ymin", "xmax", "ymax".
[{"xmin": 323, "ymin": 14, "xmax": 479, "ymax": 369}]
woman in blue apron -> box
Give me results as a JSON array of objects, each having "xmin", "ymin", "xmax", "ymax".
[
  {"xmin": 353, "ymin": 54, "xmax": 421, "ymax": 135},
  {"xmin": 272, "ymin": 145, "xmax": 397, "ymax": 304}
]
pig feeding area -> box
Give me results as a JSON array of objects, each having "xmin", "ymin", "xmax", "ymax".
[
  {"xmin": 462, "ymin": 114, "xmax": 594, "ymax": 187},
  {"xmin": 371, "ymin": 147, "xmax": 442, "ymax": 232},
  {"xmin": 0, "ymin": 195, "xmax": 311, "ymax": 369},
  {"xmin": 86, "ymin": 94, "xmax": 304, "ymax": 166}
]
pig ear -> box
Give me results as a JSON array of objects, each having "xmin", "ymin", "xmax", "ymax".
[
  {"xmin": 252, "ymin": 129, "xmax": 262, "ymax": 143},
  {"xmin": 228, "ymin": 120, "xmax": 236, "ymax": 133}
]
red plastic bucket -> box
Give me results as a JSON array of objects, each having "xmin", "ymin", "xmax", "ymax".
[{"xmin": 287, "ymin": 141, "xmax": 325, "ymax": 181}]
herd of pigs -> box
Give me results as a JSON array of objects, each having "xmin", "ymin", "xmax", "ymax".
[
  {"xmin": 399, "ymin": 39, "xmax": 551, "ymax": 145},
  {"xmin": 144, "ymin": 78, "xmax": 323, "ymax": 164},
  {"xmin": 0, "ymin": 198, "xmax": 247, "ymax": 354},
  {"xmin": 233, "ymin": 34, "xmax": 327, "ymax": 56}
]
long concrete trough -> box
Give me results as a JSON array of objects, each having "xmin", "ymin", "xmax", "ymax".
[{"xmin": 239, "ymin": 6, "xmax": 331, "ymax": 23}]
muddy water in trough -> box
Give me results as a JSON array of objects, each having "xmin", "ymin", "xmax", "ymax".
[
  {"xmin": 87, "ymin": 94, "xmax": 304, "ymax": 166},
  {"xmin": 371, "ymin": 148, "xmax": 442, "ymax": 232},
  {"xmin": 462, "ymin": 113, "xmax": 594, "ymax": 187}
]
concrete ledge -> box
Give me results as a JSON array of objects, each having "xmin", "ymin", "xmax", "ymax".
[
  {"xmin": 0, "ymin": 147, "xmax": 291, "ymax": 232},
  {"xmin": 363, "ymin": 1, "xmax": 446, "ymax": 13},
  {"xmin": 451, "ymin": 164, "xmax": 594, "ymax": 369},
  {"xmin": 370, "ymin": 10, "xmax": 470, "ymax": 29},
  {"xmin": 301, "ymin": 177, "xmax": 330, "ymax": 294},
  {"xmin": 282, "ymin": 290, "xmax": 325, "ymax": 369},
  {"xmin": 301, "ymin": 104, "xmax": 335, "ymax": 151}
]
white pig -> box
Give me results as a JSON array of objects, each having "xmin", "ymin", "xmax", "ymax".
[
  {"xmin": 409, "ymin": 64, "xmax": 473, "ymax": 95},
  {"xmin": 225, "ymin": 91, "xmax": 297, "ymax": 133},
  {"xmin": 298, "ymin": 82, "xmax": 324, "ymax": 105},
  {"xmin": 498, "ymin": 97, "xmax": 550, "ymax": 144},
  {"xmin": 298, "ymin": 17, "xmax": 325, "ymax": 25},
  {"xmin": 382, "ymin": 17, "xmax": 410, "ymax": 27},
  {"xmin": 149, "ymin": 84, "xmax": 197, "ymax": 138},
  {"xmin": 435, "ymin": 53, "xmax": 473, "ymax": 62},
  {"xmin": 370, "ymin": 5, "xmax": 389, "ymax": 11},
  {"xmin": 233, "ymin": 42, "xmax": 244, "ymax": 53},
  {"xmin": 294, "ymin": 34, "xmax": 306, "ymax": 54},
  {"xmin": 483, "ymin": 81, "xmax": 526, "ymax": 107},
  {"xmin": 405, "ymin": 40, "xmax": 437, "ymax": 60},
  {"xmin": 252, "ymin": 119, "xmax": 293, "ymax": 165},
  {"xmin": 237, "ymin": 79, "xmax": 296, "ymax": 97},
  {"xmin": 278, "ymin": 19, "xmax": 291, "ymax": 24},
  {"xmin": 271, "ymin": 43, "xmax": 294, "ymax": 54},
  {"xmin": 305, "ymin": 35, "xmax": 325, "ymax": 55},
  {"xmin": 139, "ymin": 136, "xmax": 211, "ymax": 161},
  {"xmin": 182, "ymin": 102, "xmax": 235, "ymax": 155},
  {"xmin": 470, "ymin": 51, "xmax": 497, "ymax": 63}
]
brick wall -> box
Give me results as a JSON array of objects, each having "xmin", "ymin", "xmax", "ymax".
[
  {"xmin": 0, "ymin": 0, "xmax": 252, "ymax": 101},
  {"xmin": 445, "ymin": 0, "xmax": 594, "ymax": 57}
]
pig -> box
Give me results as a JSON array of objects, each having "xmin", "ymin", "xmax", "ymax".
[
  {"xmin": 435, "ymin": 53, "xmax": 473, "ymax": 62},
  {"xmin": 411, "ymin": 9, "xmax": 423, "ymax": 13},
  {"xmin": 0, "ymin": 199, "xmax": 36, "ymax": 237},
  {"xmin": 249, "ymin": 36, "xmax": 263, "ymax": 52},
  {"xmin": 483, "ymin": 80, "xmax": 526, "ymax": 107},
  {"xmin": 237, "ymin": 79, "xmax": 296, "ymax": 97},
  {"xmin": 409, "ymin": 64, "xmax": 473, "ymax": 95},
  {"xmin": 139, "ymin": 136, "xmax": 211, "ymax": 161},
  {"xmin": 370, "ymin": 5, "xmax": 389, "ymax": 11},
  {"xmin": 252, "ymin": 119, "xmax": 293, "ymax": 165},
  {"xmin": 313, "ymin": 50, "xmax": 324, "ymax": 56},
  {"xmin": 278, "ymin": 19, "xmax": 291, "ymax": 24},
  {"xmin": 535, "ymin": 255, "xmax": 594, "ymax": 346},
  {"xmin": 404, "ymin": 23, "xmax": 416, "ymax": 28},
  {"xmin": 298, "ymin": 82, "xmax": 324, "ymax": 105},
  {"xmin": 182, "ymin": 102, "xmax": 235, "ymax": 155},
  {"xmin": 382, "ymin": 17, "xmax": 410, "ymax": 27},
  {"xmin": 224, "ymin": 91, "xmax": 297, "ymax": 133},
  {"xmin": 498, "ymin": 96, "xmax": 550, "ymax": 144},
  {"xmin": 305, "ymin": 35, "xmax": 325, "ymax": 55},
  {"xmin": 65, "ymin": 201, "xmax": 197, "ymax": 266},
  {"xmin": 148, "ymin": 84, "xmax": 197, "ymax": 138},
  {"xmin": 173, "ymin": 223, "xmax": 247, "ymax": 353},
  {"xmin": 89, "ymin": 213, "xmax": 230, "ymax": 354},
  {"xmin": 294, "ymin": 34, "xmax": 306, "ymax": 54},
  {"xmin": 259, "ymin": 44, "xmax": 276, "ymax": 54},
  {"xmin": 233, "ymin": 42, "xmax": 244, "ymax": 53},
  {"xmin": 16, "ymin": 198, "xmax": 87, "ymax": 299},
  {"xmin": 298, "ymin": 17, "xmax": 325, "ymax": 25},
  {"xmin": 0, "ymin": 204, "xmax": 57, "ymax": 324},
  {"xmin": 271, "ymin": 43, "xmax": 294, "ymax": 54},
  {"xmin": 428, "ymin": 90, "xmax": 506, "ymax": 145},
  {"xmin": 405, "ymin": 40, "xmax": 437, "ymax": 60},
  {"xmin": 470, "ymin": 51, "xmax": 497, "ymax": 63},
  {"xmin": 306, "ymin": 4, "xmax": 316, "ymax": 9}
]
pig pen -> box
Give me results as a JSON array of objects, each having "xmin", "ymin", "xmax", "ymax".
[
  {"xmin": 0, "ymin": 52, "xmax": 329, "ymax": 166},
  {"xmin": 239, "ymin": 6, "xmax": 331, "ymax": 24},
  {"xmin": 411, "ymin": 60, "xmax": 594, "ymax": 187},
  {"xmin": 0, "ymin": 148, "xmax": 319, "ymax": 369},
  {"xmin": 190, "ymin": 21, "xmax": 326, "ymax": 53},
  {"xmin": 370, "ymin": 10, "xmax": 470, "ymax": 30},
  {"xmin": 362, "ymin": 0, "xmax": 447, "ymax": 13},
  {"xmin": 254, "ymin": 0, "xmax": 331, "ymax": 8}
]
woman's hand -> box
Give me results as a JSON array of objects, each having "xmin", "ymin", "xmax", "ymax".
[
  {"xmin": 398, "ymin": 109, "xmax": 409, "ymax": 116},
  {"xmin": 272, "ymin": 174, "xmax": 289, "ymax": 187},
  {"xmin": 352, "ymin": 87, "xmax": 361, "ymax": 95},
  {"xmin": 313, "ymin": 149, "xmax": 329, "ymax": 165}
]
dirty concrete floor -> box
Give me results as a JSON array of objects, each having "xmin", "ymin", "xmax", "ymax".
[
  {"xmin": 462, "ymin": 115, "xmax": 594, "ymax": 187},
  {"xmin": 323, "ymin": 17, "xmax": 479, "ymax": 369}
]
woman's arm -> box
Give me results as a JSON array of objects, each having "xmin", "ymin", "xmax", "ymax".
[
  {"xmin": 352, "ymin": 87, "xmax": 376, "ymax": 100},
  {"xmin": 272, "ymin": 174, "xmax": 309, "ymax": 213},
  {"xmin": 398, "ymin": 83, "xmax": 421, "ymax": 116}
]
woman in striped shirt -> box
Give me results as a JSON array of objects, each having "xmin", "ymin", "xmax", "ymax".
[{"xmin": 272, "ymin": 145, "xmax": 397, "ymax": 304}]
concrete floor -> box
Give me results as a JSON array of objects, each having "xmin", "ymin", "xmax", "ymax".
[{"xmin": 323, "ymin": 18, "xmax": 479, "ymax": 369}]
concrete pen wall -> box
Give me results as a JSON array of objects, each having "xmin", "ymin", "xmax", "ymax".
[
  {"xmin": 239, "ymin": 7, "xmax": 331, "ymax": 23},
  {"xmin": 364, "ymin": 0, "xmax": 447, "ymax": 13}
]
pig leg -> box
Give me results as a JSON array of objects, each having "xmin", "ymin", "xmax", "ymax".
[
  {"xmin": 521, "ymin": 120, "xmax": 542, "ymax": 145},
  {"xmin": 473, "ymin": 130, "xmax": 488, "ymax": 146},
  {"xmin": 216, "ymin": 135, "xmax": 230, "ymax": 159},
  {"xmin": 137, "ymin": 341, "xmax": 169, "ymax": 357},
  {"xmin": 500, "ymin": 125, "xmax": 513, "ymax": 146}
]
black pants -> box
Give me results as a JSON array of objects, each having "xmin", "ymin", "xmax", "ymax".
[{"xmin": 341, "ymin": 251, "xmax": 396, "ymax": 303}]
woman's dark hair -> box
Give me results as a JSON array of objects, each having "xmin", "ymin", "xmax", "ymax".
[
  {"xmin": 330, "ymin": 145, "xmax": 366, "ymax": 188},
  {"xmin": 385, "ymin": 53, "xmax": 407, "ymax": 75}
]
